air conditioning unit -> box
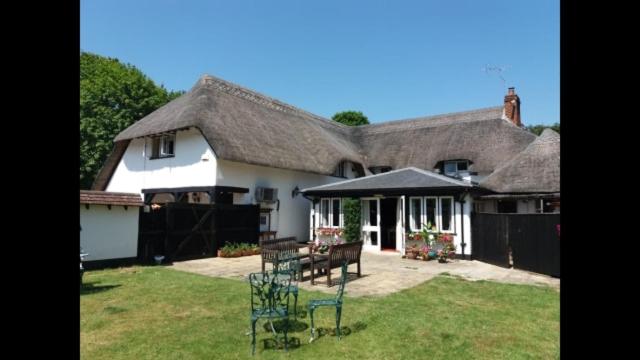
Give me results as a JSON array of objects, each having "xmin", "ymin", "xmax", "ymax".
[{"xmin": 255, "ymin": 187, "xmax": 278, "ymax": 203}]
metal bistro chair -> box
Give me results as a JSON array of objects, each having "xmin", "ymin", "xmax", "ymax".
[
  {"xmin": 249, "ymin": 271, "xmax": 292, "ymax": 355},
  {"xmin": 273, "ymin": 254, "xmax": 301, "ymax": 319},
  {"xmin": 308, "ymin": 262, "xmax": 348, "ymax": 342}
]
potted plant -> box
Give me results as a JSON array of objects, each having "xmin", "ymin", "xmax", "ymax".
[
  {"xmin": 420, "ymin": 245, "xmax": 430, "ymax": 261},
  {"xmin": 406, "ymin": 244, "xmax": 419, "ymax": 259}
]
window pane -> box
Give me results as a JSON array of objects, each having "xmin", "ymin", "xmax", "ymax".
[
  {"xmin": 444, "ymin": 162, "xmax": 457, "ymax": 175},
  {"xmin": 151, "ymin": 138, "xmax": 160, "ymax": 158},
  {"xmin": 441, "ymin": 198, "xmax": 452, "ymax": 231},
  {"xmin": 321, "ymin": 199, "xmax": 329, "ymax": 225},
  {"xmin": 426, "ymin": 198, "xmax": 437, "ymax": 230},
  {"xmin": 362, "ymin": 200, "xmax": 369, "ymax": 226},
  {"xmin": 332, "ymin": 199, "xmax": 340, "ymax": 227},
  {"xmin": 370, "ymin": 200, "xmax": 377, "ymax": 226},
  {"xmin": 497, "ymin": 200, "xmax": 517, "ymax": 213},
  {"xmin": 457, "ymin": 161, "xmax": 468, "ymax": 171},
  {"xmin": 370, "ymin": 231, "xmax": 378, "ymax": 246},
  {"xmin": 410, "ymin": 198, "xmax": 422, "ymax": 230}
]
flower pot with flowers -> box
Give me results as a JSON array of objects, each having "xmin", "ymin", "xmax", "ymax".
[{"xmin": 435, "ymin": 234, "xmax": 456, "ymax": 263}]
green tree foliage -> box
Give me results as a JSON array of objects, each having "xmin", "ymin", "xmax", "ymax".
[
  {"xmin": 332, "ymin": 111, "xmax": 370, "ymax": 126},
  {"xmin": 525, "ymin": 123, "xmax": 560, "ymax": 136},
  {"xmin": 80, "ymin": 52, "xmax": 184, "ymax": 189},
  {"xmin": 342, "ymin": 198, "xmax": 362, "ymax": 243}
]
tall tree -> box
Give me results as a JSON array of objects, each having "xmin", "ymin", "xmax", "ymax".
[
  {"xmin": 525, "ymin": 122, "xmax": 560, "ymax": 136},
  {"xmin": 80, "ymin": 52, "xmax": 183, "ymax": 189},
  {"xmin": 332, "ymin": 110, "xmax": 369, "ymax": 126}
]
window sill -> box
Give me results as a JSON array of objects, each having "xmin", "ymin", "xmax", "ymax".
[{"xmin": 149, "ymin": 155, "xmax": 175, "ymax": 160}]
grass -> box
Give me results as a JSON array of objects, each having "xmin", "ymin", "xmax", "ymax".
[{"xmin": 81, "ymin": 266, "xmax": 559, "ymax": 359}]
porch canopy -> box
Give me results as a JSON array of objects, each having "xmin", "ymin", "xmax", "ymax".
[{"xmin": 300, "ymin": 167, "xmax": 476, "ymax": 197}]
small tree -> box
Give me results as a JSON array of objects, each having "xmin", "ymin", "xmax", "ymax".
[
  {"xmin": 332, "ymin": 111, "xmax": 369, "ymax": 126},
  {"xmin": 342, "ymin": 198, "xmax": 362, "ymax": 243},
  {"xmin": 525, "ymin": 122, "xmax": 560, "ymax": 136}
]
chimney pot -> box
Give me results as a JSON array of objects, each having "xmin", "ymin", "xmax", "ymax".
[{"xmin": 508, "ymin": 87, "xmax": 515, "ymax": 95}]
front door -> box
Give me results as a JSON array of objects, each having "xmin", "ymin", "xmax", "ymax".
[{"xmin": 361, "ymin": 198, "xmax": 380, "ymax": 251}]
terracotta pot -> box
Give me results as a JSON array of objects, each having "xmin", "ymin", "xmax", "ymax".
[{"xmin": 407, "ymin": 252, "xmax": 418, "ymax": 260}]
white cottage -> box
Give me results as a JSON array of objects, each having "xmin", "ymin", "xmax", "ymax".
[{"xmin": 93, "ymin": 74, "xmax": 559, "ymax": 258}]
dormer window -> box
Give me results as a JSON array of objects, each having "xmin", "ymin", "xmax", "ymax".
[
  {"xmin": 149, "ymin": 133, "xmax": 175, "ymax": 159},
  {"xmin": 443, "ymin": 160, "xmax": 469, "ymax": 176},
  {"xmin": 332, "ymin": 162, "xmax": 346, "ymax": 178}
]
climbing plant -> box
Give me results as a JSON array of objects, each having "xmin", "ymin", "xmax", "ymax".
[{"xmin": 342, "ymin": 198, "xmax": 361, "ymax": 243}]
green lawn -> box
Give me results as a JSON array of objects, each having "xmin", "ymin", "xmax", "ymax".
[{"xmin": 81, "ymin": 266, "xmax": 559, "ymax": 359}]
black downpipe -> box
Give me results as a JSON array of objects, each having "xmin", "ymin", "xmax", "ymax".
[{"xmin": 458, "ymin": 190, "xmax": 468, "ymax": 259}]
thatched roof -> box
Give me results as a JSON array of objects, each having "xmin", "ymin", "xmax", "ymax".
[
  {"xmin": 96, "ymin": 74, "xmax": 550, "ymax": 193},
  {"xmin": 352, "ymin": 108, "xmax": 537, "ymax": 175},
  {"xmin": 480, "ymin": 129, "xmax": 560, "ymax": 193},
  {"xmin": 301, "ymin": 167, "xmax": 473, "ymax": 196},
  {"xmin": 114, "ymin": 75, "xmax": 363, "ymax": 176}
]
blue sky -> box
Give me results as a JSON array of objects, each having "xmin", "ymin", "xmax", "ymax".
[{"xmin": 80, "ymin": 0, "xmax": 559, "ymax": 125}]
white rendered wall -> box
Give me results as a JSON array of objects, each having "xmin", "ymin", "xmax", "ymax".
[
  {"xmin": 106, "ymin": 128, "xmax": 217, "ymax": 194},
  {"xmin": 217, "ymin": 159, "xmax": 345, "ymax": 242},
  {"xmin": 80, "ymin": 205, "xmax": 139, "ymax": 261}
]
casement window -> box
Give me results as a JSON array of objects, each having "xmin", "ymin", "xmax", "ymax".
[
  {"xmin": 332, "ymin": 162, "xmax": 346, "ymax": 178},
  {"xmin": 411, "ymin": 196, "xmax": 456, "ymax": 233},
  {"xmin": 439, "ymin": 197, "xmax": 454, "ymax": 232},
  {"xmin": 332, "ymin": 198, "xmax": 341, "ymax": 227},
  {"xmin": 425, "ymin": 197, "xmax": 438, "ymax": 230},
  {"xmin": 319, "ymin": 198, "xmax": 342, "ymax": 227},
  {"xmin": 443, "ymin": 160, "xmax": 469, "ymax": 176},
  {"xmin": 149, "ymin": 133, "xmax": 176, "ymax": 159},
  {"xmin": 320, "ymin": 199, "xmax": 330, "ymax": 226},
  {"xmin": 409, "ymin": 197, "xmax": 423, "ymax": 231}
]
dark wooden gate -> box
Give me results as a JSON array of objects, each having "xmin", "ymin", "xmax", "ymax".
[
  {"xmin": 472, "ymin": 213, "xmax": 560, "ymax": 277},
  {"xmin": 138, "ymin": 203, "xmax": 259, "ymax": 262},
  {"xmin": 471, "ymin": 213, "xmax": 510, "ymax": 267}
]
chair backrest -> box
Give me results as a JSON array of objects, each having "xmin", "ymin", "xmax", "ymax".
[
  {"xmin": 335, "ymin": 262, "xmax": 349, "ymax": 302},
  {"xmin": 249, "ymin": 272, "xmax": 271, "ymax": 314},
  {"xmin": 249, "ymin": 272, "xmax": 292, "ymax": 314},
  {"xmin": 328, "ymin": 241, "xmax": 363, "ymax": 265}
]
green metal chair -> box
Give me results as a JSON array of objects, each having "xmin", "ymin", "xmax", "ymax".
[
  {"xmin": 273, "ymin": 254, "xmax": 301, "ymax": 318},
  {"xmin": 248, "ymin": 271, "xmax": 292, "ymax": 355},
  {"xmin": 308, "ymin": 262, "xmax": 348, "ymax": 342}
]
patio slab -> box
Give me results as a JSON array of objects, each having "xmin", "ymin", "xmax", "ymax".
[{"xmin": 170, "ymin": 251, "xmax": 559, "ymax": 297}]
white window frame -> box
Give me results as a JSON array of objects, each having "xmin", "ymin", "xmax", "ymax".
[
  {"xmin": 319, "ymin": 198, "xmax": 342, "ymax": 228},
  {"xmin": 438, "ymin": 196, "xmax": 455, "ymax": 233},
  {"xmin": 424, "ymin": 196, "xmax": 439, "ymax": 231},
  {"xmin": 409, "ymin": 196, "xmax": 423, "ymax": 232},
  {"xmin": 331, "ymin": 198, "xmax": 342, "ymax": 228},
  {"xmin": 159, "ymin": 134, "xmax": 175, "ymax": 157},
  {"xmin": 320, "ymin": 198, "xmax": 330, "ymax": 227},
  {"xmin": 443, "ymin": 160, "xmax": 469, "ymax": 176}
]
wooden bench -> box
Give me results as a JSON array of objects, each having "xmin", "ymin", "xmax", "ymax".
[
  {"xmin": 311, "ymin": 241, "xmax": 363, "ymax": 286},
  {"xmin": 260, "ymin": 237, "xmax": 309, "ymax": 275}
]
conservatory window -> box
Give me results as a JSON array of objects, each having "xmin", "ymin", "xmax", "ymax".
[
  {"xmin": 320, "ymin": 199, "xmax": 330, "ymax": 226},
  {"xmin": 439, "ymin": 197, "xmax": 454, "ymax": 232},
  {"xmin": 409, "ymin": 197, "xmax": 423, "ymax": 231},
  {"xmin": 425, "ymin": 197, "xmax": 438, "ymax": 230},
  {"xmin": 332, "ymin": 198, "xmax": 341, "ymax": 227}
]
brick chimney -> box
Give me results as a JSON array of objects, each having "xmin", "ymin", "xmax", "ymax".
[{"xmin": 503, "ymin": 87, "xmax": 522, "ymax": 127}]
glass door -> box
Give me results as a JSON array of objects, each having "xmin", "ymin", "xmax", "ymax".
[{"xmin": 361, "ymin": 198, "xmax": 380, "ymax": 251}]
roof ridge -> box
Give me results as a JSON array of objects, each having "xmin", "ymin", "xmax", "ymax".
[
  {"xmin": 197, "ymin": 74, "xmax": 350, "ymax": 130},
  {"xmin": 299, "ymin": 167, "xmax": 417, "ymax": 192},
  {"xmin": 407, "ymin": 167, "xmax": 473, "ymax": 187},
  {"xmin": 300, "ymin": 167, "xmax": 472, "ymax": 192},
  {"xmin": 359, "ymin": 106, "xmax": 503, "ymax": 128}
]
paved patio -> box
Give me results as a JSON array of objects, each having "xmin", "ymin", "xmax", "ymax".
[{"xmin": 170, "ymin": 251, "xmax": 559, "ymax": 297}]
